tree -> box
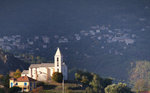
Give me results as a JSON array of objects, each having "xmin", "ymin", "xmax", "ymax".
[
  {"xmin": 129, "ymin": 61, "xmax": 150, "ymax": 91},
  {"xmin": 81, "ymin": 76, "xmax": 89, "ymax": 85},
  {"xmin": 89, "ymin": 74, "xmax": 103, "ymax": 93},
  {"xmin": 75, "ymin": 72, "xmax": 82, "ymax": 82},
  {"xmin": 75, "ymin": 70, "xmax": 93, "ymax": 85},
  {"xmin": 52, "ymin": 72, "xmax": 63, "ymax": 83},
  {"xmin": 13, "ymin": 69, "xmax": 21, "ymax": 79},
  {"xmin": 105, "ymin": 83, "xmax": 133, "ymax": 93},
  {"xmin": 85, "ymin": 87, "xmax": 94, "ymax": 93},
  {"xmin": 75, "ymin": 70, "xmax": 112, "ymax": 93},
  {"xmin": 1, "ymin": 74, "xmax": 10, "ymax": 88}
]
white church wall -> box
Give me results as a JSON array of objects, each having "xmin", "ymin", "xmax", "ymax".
[
  {"xmin": 37, "ymin": 73, "xmax": 47, "ymax": 81},
  {"xmin": 31, "ymin": 68, "xmax": 36, "ymax": 80},
  {"xmin": 22, "ymin": 48, "xmax": 68, "ymax": 81},
  {"xmin": 21, "ymin": 73, "xmax": 29, "ymax": 77}
]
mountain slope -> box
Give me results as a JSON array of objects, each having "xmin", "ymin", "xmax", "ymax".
[
  {"xmin": 0, "ymin": 49, "xmax": 29, "ymax": 74},
  {"xmin": 0, "ymin": 0, "xmax": 150, "ymax": 80}
]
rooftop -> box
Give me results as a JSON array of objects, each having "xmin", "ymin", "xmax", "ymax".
[
  {"xmin": 22, "ymin": 70, "xmax": 29, "ymax": 74},
  {"xmin": 16, "ymin": 76, "xmax": 36, "ymax": 82},
  {"xmin": 29, "ymin": 63, "xmax": 54, "ymax": 68}
]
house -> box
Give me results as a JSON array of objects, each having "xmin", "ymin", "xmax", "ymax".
[
  {"xmin": 9, "ymin": 76, "xmax": 37, "ymax": 92},
  {"xmin": 21, "ymin": 48, "xmax": 68, "ymax": 81}
]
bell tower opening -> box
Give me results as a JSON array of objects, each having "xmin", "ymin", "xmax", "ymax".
[{"xmin": 57, "ymin": 57, "xmax": 59, "ymax": 67}]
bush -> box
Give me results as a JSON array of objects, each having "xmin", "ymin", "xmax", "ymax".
[
  {"xmin": 1, "ymin": 74, "xmax": 10, "ymax": 88},
  {"xmin": 52, "ymin": 72, "xmax": 63, "ymax": 83},
  {"xmin": 9, "ymin": 86, "xmax": 21, "ymax": 93},
  {"xmin": 0, "ymin": 88, "xmax": 5, "ymax": 93},
  {"xmin": 105, "ymin": 83, "xmax": 133, "ymax": 93}
]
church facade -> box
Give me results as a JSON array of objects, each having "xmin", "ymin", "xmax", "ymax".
[{"xmin": 21, "ymin": 48, "xmax": 68, "ymax": 81}]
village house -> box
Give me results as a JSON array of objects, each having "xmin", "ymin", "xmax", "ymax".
[{"xmin": 9, "ymin": 76, "xmax": 37, "ymax": 92}]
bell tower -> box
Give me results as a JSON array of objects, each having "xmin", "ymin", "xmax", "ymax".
[{"xmin": 54, "ymin": 48, "xmax": 63, "ymax": 73}]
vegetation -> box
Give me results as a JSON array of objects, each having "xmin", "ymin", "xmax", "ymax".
[
  {"xmin": 8, "ymin": 86, "xmax": 21, "ymax": 93},
  {"xmin": 129, "ymin": 61, "xmax": 150, "ymax": 92},
  {"xmin": 52, "ymin": 72, "xmax": 63, "ymax": 83},
  {"xmin": 75, "ymin": 70, "xmax": 112, "ymax": 93},
  {"xmin": 105, "ymin": 83, "xmax": 133, "ymax": 93},
  {"xmin": 12, "ymin": 69, "xmax": 21, "ymax": 79},
  {"xmin": 0, "ymin": 74, "xmax": 10, "ymax": 88}
]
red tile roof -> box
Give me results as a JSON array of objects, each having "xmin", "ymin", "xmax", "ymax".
[{"xmin": 16, "ymin": 76, "xmax": 36, "ymax": 82}]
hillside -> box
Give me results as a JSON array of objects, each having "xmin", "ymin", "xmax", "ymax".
[
  {"xmin": 0, "ymin": 0, "xmax": 150, "ymax": 80},
  {"xmin": 0, "ymin": 49, "xmax": 29, "ymax": 74}
]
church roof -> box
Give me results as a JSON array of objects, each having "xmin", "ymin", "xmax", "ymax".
[
  {"xmin": 22, "ymin": 70, "xmax": 29, "ymax": 74},
  {"xmin": 29, "ymin": 63, "xmax": 54, "ymax": 68}
]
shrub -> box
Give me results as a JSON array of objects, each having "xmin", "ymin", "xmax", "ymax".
[
  {"xmin": 52, "ymin": 72, "xmax": 63, "ymax": 83},
  {"xmin": 105, "ymin": 83, "xmax": 133, "ymax": 93},
  {"xmin": 9, "ymin": 86, "xmax": 21, "ymax": 93}
]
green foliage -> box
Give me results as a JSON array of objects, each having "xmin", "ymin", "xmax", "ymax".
[
  {"xmin": 129, "ymin": 61, "xmax": 150, "ymax": 91},
  {"xmin": 89, "ymin": 74, "xmax": 103, "ymax": 93},
  {"xmin": 52, "ymin": 72, "xmax": 63, "ymax": 83},
  {"xmin": 75, "ymin": 73, "xmax": 81, "ymax": 82},
  {"xmin": 13, "ymin": 69, "xmax": 21, "ymax": 79},
  {"xmin": 0, "ymin": 88, "xmax": 5, "ymax": 93},
  {"xmin": 1, "ymin": 74, "xmax": 10, "ymax": 88},
  {"xmin": 81, "ymin": 76, "xmax": 89, "ymax": 85},
  {"xmin": 85, "ymin": 87, "xmax": 94, "ymax": 93},
  {"xmin": 105, "ymin": 83, "xmax": 133, "ymax": 93},
  {"xmin": 75, "ymin": 70, "xmax": 93, "ymax": 85},
  {"xmin": 9, "ymin": 86, "xmax": 21, "ymax": 93},
  {"xmin": 75, "ymin": 70, "xmax": 112, "ymax": 93}
]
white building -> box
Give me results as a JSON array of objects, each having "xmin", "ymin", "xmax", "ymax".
[{"xmin": 21, "ymin": 48, "xmax": 68, "ymax": 81}]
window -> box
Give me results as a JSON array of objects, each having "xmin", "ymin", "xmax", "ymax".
[
  {"xmin": 24, "ymin": 82, "xmax": 27, "ymax": 86},
  {"xmin": 16, "ymin": 83, "xmax": 18, "ymax": 85},
  {"xmin": 11, "ymin": 82, "xmax": 13, "ymax": 87},
  {"xmin": 57, "ymin": 57, "xmax": 59, "ymax": 66}
]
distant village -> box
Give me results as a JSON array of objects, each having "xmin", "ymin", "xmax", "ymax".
[{"xmin": 0, "ymin": 25, "xmax": 136, "ymax": 57}]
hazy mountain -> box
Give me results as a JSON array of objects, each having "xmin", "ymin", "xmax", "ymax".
[{"xmin": 0, "ymin": 0, "xmax": 150, "ymax": 80}]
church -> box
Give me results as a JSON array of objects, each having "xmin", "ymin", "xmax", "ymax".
[{"xmin": 21, "ymin": 48, "xmax": 68, "ymax": 81}]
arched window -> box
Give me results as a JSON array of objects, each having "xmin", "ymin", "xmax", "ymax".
[{"xmin": 57, "ymin": 57, "xmax": 59, "ymax": 66}]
